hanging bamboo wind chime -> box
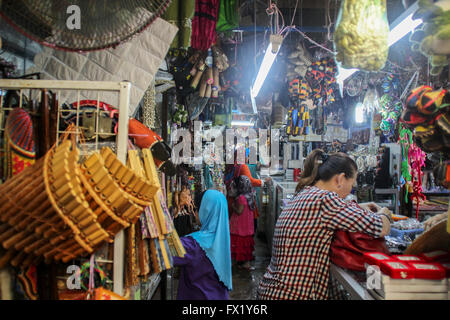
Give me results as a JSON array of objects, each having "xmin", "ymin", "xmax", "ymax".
[{"xmin": 0, "ymin": 125, "xmax": 185, "ymax": 268}]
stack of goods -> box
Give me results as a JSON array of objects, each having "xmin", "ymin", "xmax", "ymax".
[
  {"xmin": 364, "ymin": 251, "xmax": 450, "ymax": 300},
  {"xmin": 401, "ymin": 85, "xmax": 450, "ymax": 154},
  {"xmin": 286, "ymin": 55, "xmax": 338, "ymax": 136},
  {"xmin": 334, "ymin": 0, "xmax": 389, "ymax": 71},
  {"xmin": 385, "ymin": 218, "xmax": 424, "ymax": 253},
  {"xmin": 189, "ymin": 46, "xmax": 229, "ymax": 98},
  {"xmin": 410, "ymin": 0, "xmax": 450, "ymax": 76},
  {"xmin": 0, "ymin": 135, "xmax": 185, "ymax": 271},
  {"xmin": 286, "ymin": 44, "xmax": 312, "ymax": 81}
]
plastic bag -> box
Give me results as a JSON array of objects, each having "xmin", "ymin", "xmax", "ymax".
[{"xmin": 334, "ymin": 0, "xmax": 389, "ymax": 71}]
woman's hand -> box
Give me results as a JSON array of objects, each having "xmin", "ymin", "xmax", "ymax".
[{"xmin": 359, "ymin": 202, "xmax": 382, "ymax": 212}]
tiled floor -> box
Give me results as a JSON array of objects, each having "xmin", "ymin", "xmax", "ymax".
[{"xmin": 228, "ymin": 234, "xmax": 271, "ymax": 300}]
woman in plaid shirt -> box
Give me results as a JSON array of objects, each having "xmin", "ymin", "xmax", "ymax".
[{"xmin": 257, "ymin": 149, "xmax": 392, "ymax": 300}]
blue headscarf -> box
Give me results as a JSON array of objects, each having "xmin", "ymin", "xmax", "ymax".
[{"xmin": 187, "ymin": 190, "xmax": 232, "ymax": 291}]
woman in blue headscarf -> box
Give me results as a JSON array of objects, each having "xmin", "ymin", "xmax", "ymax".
[{"xmin": 172, "ymin": 189, "xmax": 233, "ymax": 299}]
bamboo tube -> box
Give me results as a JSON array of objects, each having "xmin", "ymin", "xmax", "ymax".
[
  {"xmin": 50, "ymin": 159, "xmax": 69, "ymax": 175},
  {"xmin": 49, "ymin": 229, "xmax": 72, "ymax": 245},
  {"xmin": 64, "ymin": 198, "xmax": 85, "ymax": 214},
  {"xmin": 92, "ymin": 174, "xmax": 111, "ymax": 193},
  {"xmin": 20, "ymin": 190, "xmax": 49, "ymax": 214},
  {"xmin": 57, "ymin": 191, "xmax": 75, "ymax": 207},
  {"xmin": 35, "ymin": 242, "xmax": 56, "ymax": 256},
  {"xmin": 125, "ymin": 175, "xmax": 141, "ymax": 193},
  {"xmin": 0, "ymin": 168, "xmax": 33, "ymax": 191},
  {"xmin": 123, "ymin": 207, "xmax": 143, "ymax": 221},
  {"xmin": 35, "ymin": 223, "xmax": 53, "ymax": 235},
  {"xmin": 83, "ymin": 154, "xmax": 101, "ymax": 170},
  {"xmin": 96, "ymin": 213, "xmax": 109, "ymax": 225},
  {"xmin": 86, "ymin": 229, "xmax": 108, "ymax": 243},
  {"xmin": 51, "ymin": 173, "xmax": 71, "ymax": 190},
  {"xmin": 109, "ymin": 160, "xmax": 122, "ymax": 176},
  {"xmin": 0, "ymin": 249, "xmax": 15, "ymax": 268},
  {"xmin": 50, "ymin": 150, "xmax": 70, "ymax": 164},
  {"xmin": 2, "ymin": 230, "xmax": 28, "ymax": 249},
  {"xmin": 131, "ymin": 179, "xmax": 146, "ymax": 195},
  {"xmin": 83, "ymin": 223, "xmax": 102, "ymax": 237},
  {"xmin": 105, "ymin": 188, "xmax": 123, "ymax": 207},
  {"xmin": 53, "ymin": 241, "xmax": 76, "ymax": 262},
  {"xmin": 16, "ymin": 215, "xmax": 36, "ymax": 231},
  {"xmin": 53, "ymin": 182, "xmax": 72, "ymax": 199},
  {"xmin": 100, "ymin": 146, "xmax": 113, "ymax": 158},
  {"xmin": 0, "ymin": 227, "xmax": 16, "ymax": 243},
  {"xmin": 119, "ymin": 170, "xmax": 134, "ymax": 187},
  {"xmin": 92, "ymin": 206, "xmax": 103, "ymax": 218},
  {"xmin": 0, "ymin": 170, "xmax": 42, "ymax": 212},
  {"xmin": 24, "ymin": 238, "xmax": 48, "ymax": 254},
  {"xmin": 74, "ymin": 234, "xmax": 93, "ymax": 253},
  {"xmin": 101, "ymin": 149, "xmax": 116, "ymax": 168},
  {"xmin": 114, "ymin": 166, "xmax": 129, "ymax": 182},
  {"xmin": 100, "ymin": 183, "xmax": 117, "ymax": 199},
  {"xmin": 77, "ymin": 215, "xmax": 96, "ymax": 229},
  {"xmin": 26, "ymin": 206, "xmax": 55, "ymax": 233},
  {"xmin": 191, "ymin": 63, "xmax": 205, "ymax": 89},
  {"xmin": 90, "ymin": 167, "xmax": 108, "ymax": 184},
  {"xmin": 110, "ymin": 196, "xmax": 128, "ymax": 213},
  {"xmin": 14, "ymin": 233, "xmax": 38, "ymax": 251},
  {"xmin": 10, "ymin": 192, "xmax": 50, "ymax": 226},
  {"xmin": 84, "ymin": 161, "xmax": 103, "ymax": 177}
]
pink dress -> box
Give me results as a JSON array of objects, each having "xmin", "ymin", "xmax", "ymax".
[{"xmin": 229, "ymin": 195, "xmax": 255, "ymax": 261}]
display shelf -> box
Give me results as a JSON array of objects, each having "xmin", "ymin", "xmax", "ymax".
[
  {"xmin": 374, "ymin": 188, "xmax": 400, "ymax": 215},
  {"xmin": 329, "ymin": 264, "xmax": 374, "ymax": 300}
]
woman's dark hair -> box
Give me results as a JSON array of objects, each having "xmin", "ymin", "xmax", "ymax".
[
  {"xmin": 194, "ymin": 190, "xmax": 207, "ymax": 210},
  {"xmin": 295, "ymin": 149, "xmax": 358, "ymax": 192}
]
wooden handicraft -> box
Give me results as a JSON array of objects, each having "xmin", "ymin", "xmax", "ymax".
[{"xmin": 0, "ymin": 132, "xmax": 164, "ymax": 267}]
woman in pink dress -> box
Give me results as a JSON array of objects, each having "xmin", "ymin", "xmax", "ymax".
[{"xmin": 229, "ymin": 175, "xmax": 256, "ymax": 270}]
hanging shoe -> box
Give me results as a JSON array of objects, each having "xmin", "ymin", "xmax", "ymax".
[
  {"xmin": 400, "ymin": 109, "xmax": 434, "ymax": 128},
  {"xmin": 292, "ymin": 107, "xmax": 300, "ymax": 136},
  {"xmin": 286, "ymin": 106, "xmax": 294, "ymax": 135},
  {"xmin": 414, "ymin": 125, "xmax": 442, "ymax": 152},
  {"xmin": 406, "ymin": 85, "xmax": 432, "ymax": 110},
  {"xmin": 417, "ymin": 89, "xmax": 450, "ymax": 115}
]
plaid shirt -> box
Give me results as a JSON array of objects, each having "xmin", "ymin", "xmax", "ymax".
[{"xmin": 257, "ymin": 186, "xmax": 383, "ymax": 300}]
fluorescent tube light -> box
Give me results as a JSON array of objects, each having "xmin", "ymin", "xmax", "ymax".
[
  {"xmin": 250, "ymin": 34, "xmax": 283, "ymax": 99},
  {"xmin": 250, "ymin": 42, "xmax": 279, "ymax": 98},
  {"xmin": 337, "ymin": 1, "xmax": 422, "ymax": 84},
  {"xmin": 388, "ymin": 13, "xmax": 423, "ymax": 46}
]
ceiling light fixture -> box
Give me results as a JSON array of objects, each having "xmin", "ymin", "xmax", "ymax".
[{"xmin": 250, "ymin": 34, "xmax": 283, "ymax": 114}]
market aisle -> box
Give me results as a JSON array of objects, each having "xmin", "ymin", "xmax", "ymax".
[{"xmin": 228, "ymin": 234, "xmax": 271, "ymax": 300}]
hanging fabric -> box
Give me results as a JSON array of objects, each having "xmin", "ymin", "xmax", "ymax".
[
  {"xmin": 216, "ymin": 0, "xmax": 239, "ymax": 32},
  {"xmin": 4, "ymin": 108, "xmax": 36, "ymax": 179},
  {"xmin": 191, "ymin": 0, "xmax": 220, "ymax": 51}
]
